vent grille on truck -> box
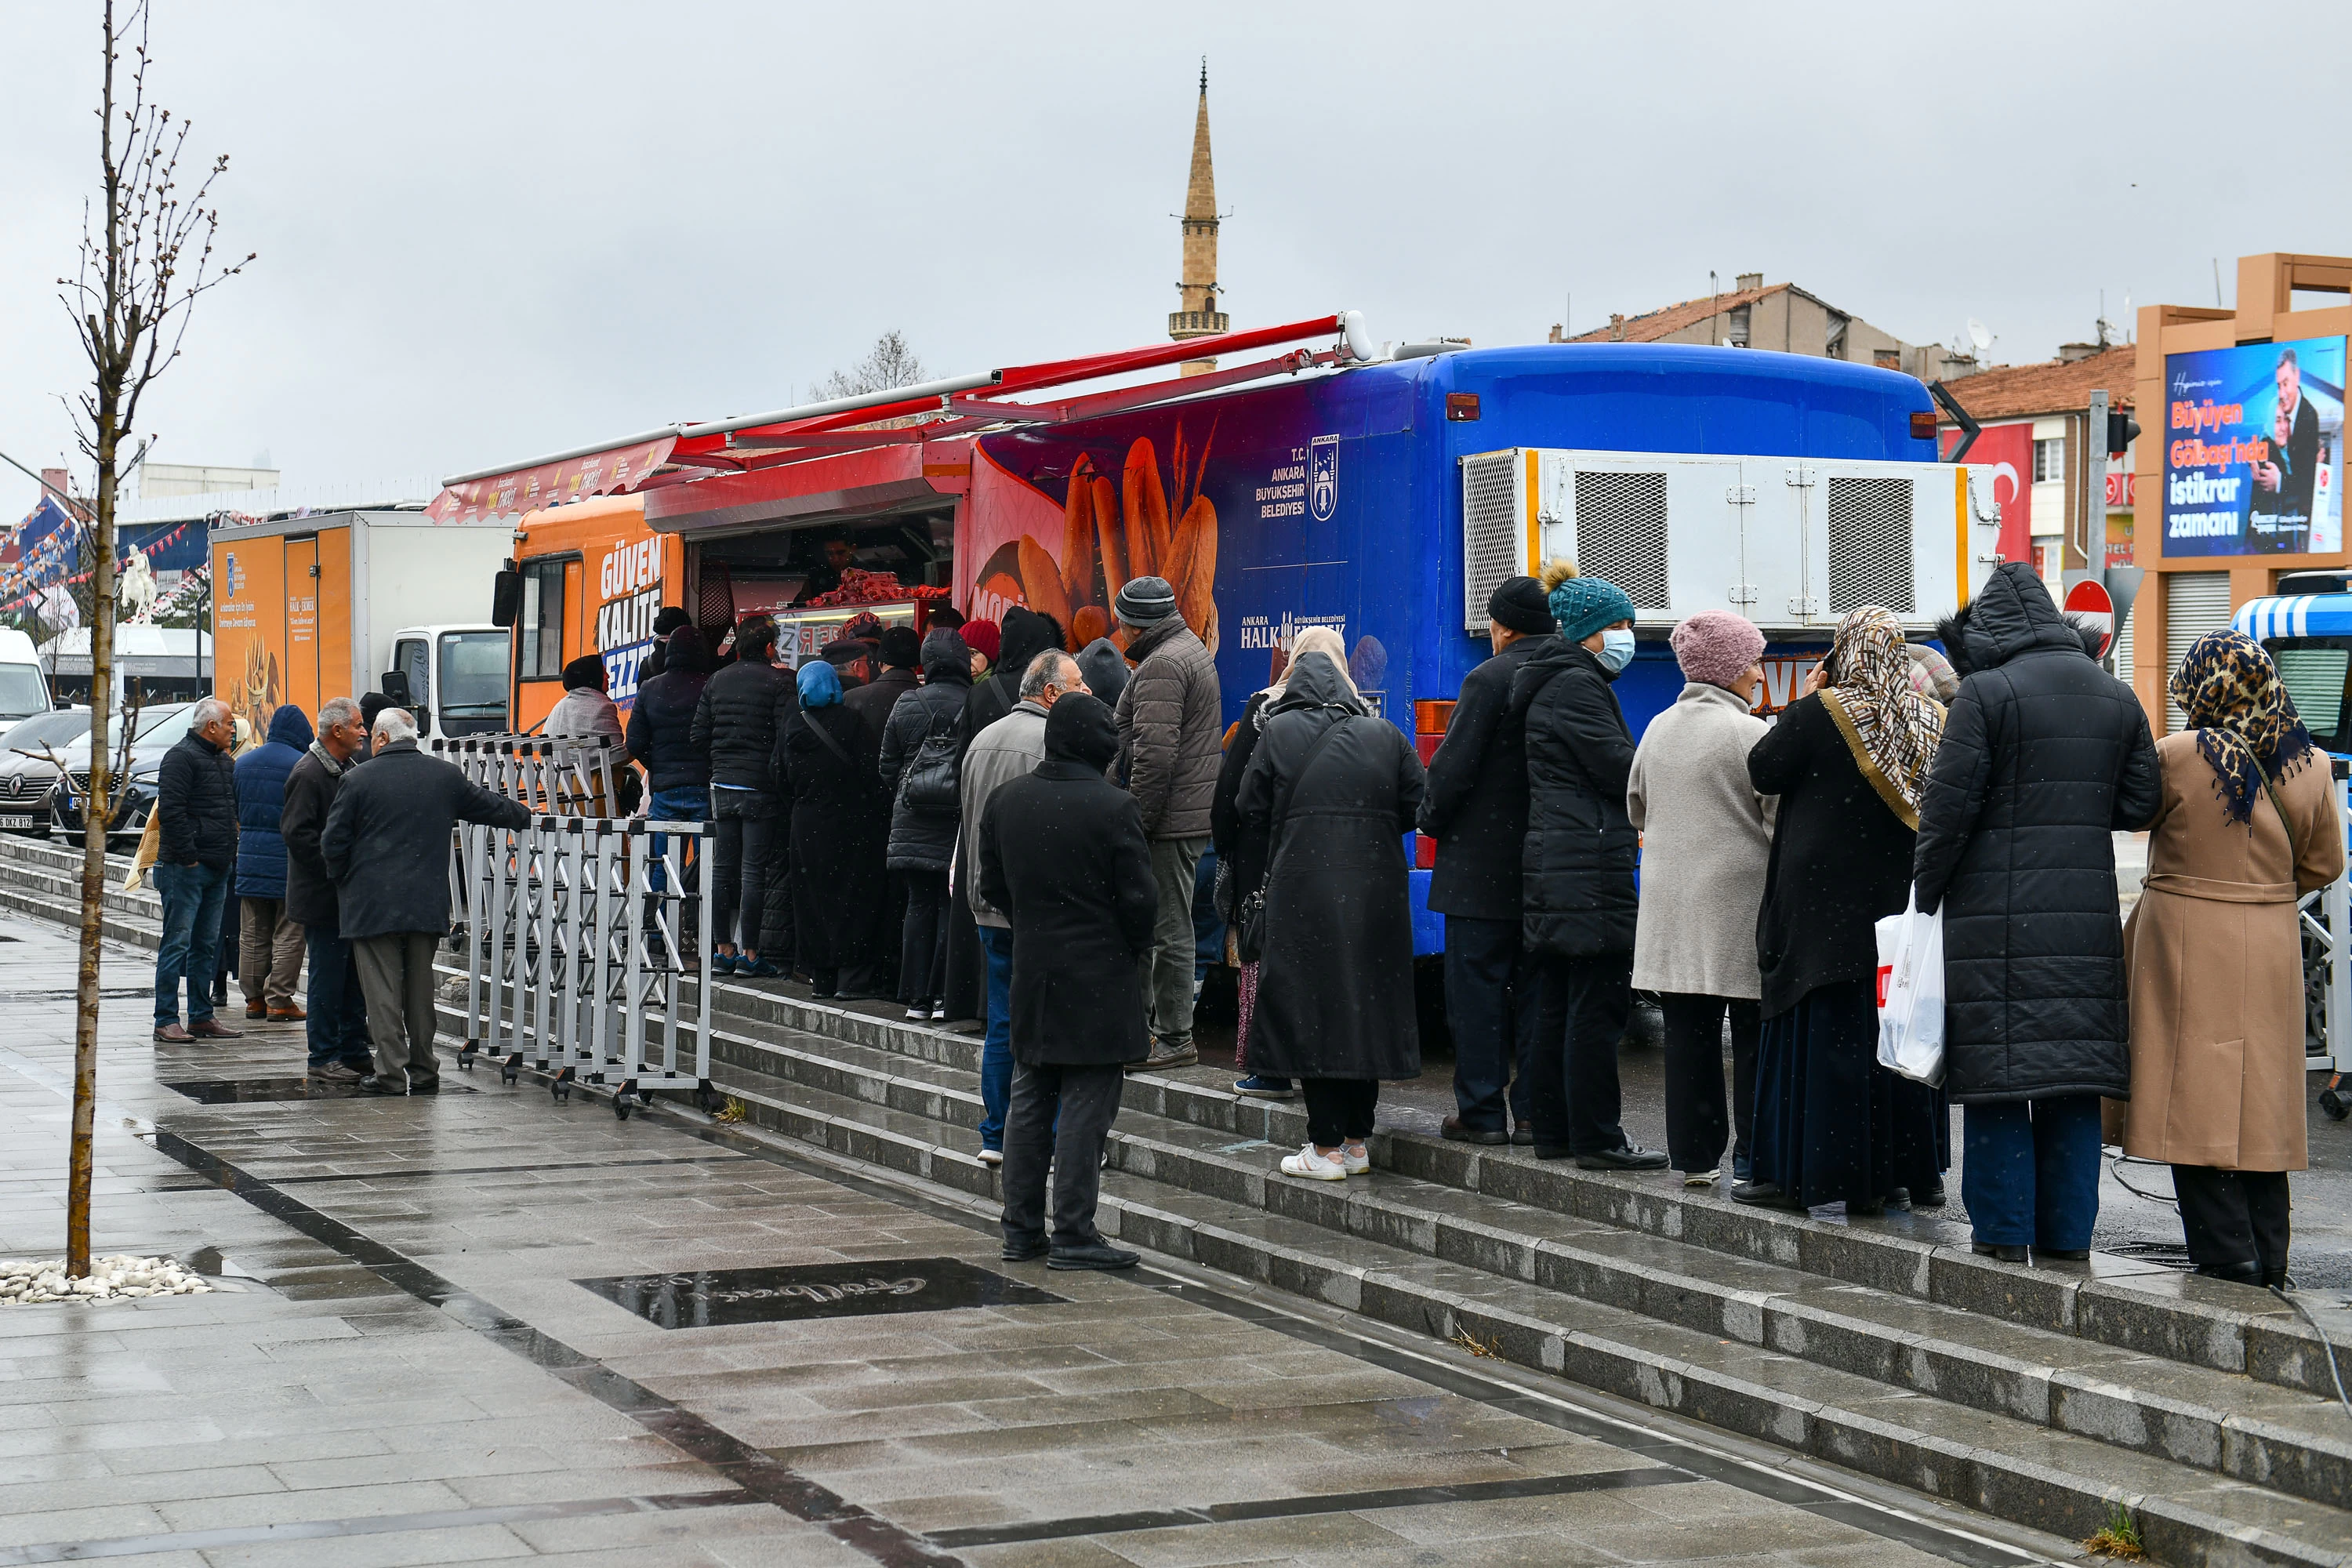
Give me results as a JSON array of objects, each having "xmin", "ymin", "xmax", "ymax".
[
  {"xmin": 1461, "ymin": 451, "xmax": 1523, "ymax": 633},
  {"xmin": 1572, "ymin": 470, "xmax": 1669, "ymax": 609},
  {"xmin": 1826, "ymin": 475, "xmax": 1915, "ymax": 614}
]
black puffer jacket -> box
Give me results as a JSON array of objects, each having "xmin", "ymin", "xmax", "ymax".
[
  {"xmin": 626, "ymin": 630, "xmax": 711, "ymax": 793},
  {"xmin": 878, "ymin": 640, "xmax": 972, "ymax": 873},
  {"xmin": 320, "ymin": 741, "xmax": 530, "ymax": 940},
  {"xmin": 1514, "ymin": 639, "xmax": 1637, "ymax": 957},
  {"xmin": 1913, "ymin": 564, "xmax": 2162, "ymax": 1103},
  {"xmin": 158, "ymin": 730, "xmax": 238, "ymax": 869},
  {"xmin": 689, "ymin": 657, "xmax": 797, "ymax": 792},
  {"xmin": 1417, "ymin": 634, "xmax": 1555, "ymax": 920}
]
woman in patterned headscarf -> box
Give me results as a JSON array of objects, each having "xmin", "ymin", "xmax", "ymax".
[
  {"xmin": 2122, "ymin": 630, "xmax": 2343, "ymax": 1287},
  {"xmin": 1737, "ymin": 607, "xmax": 1947, "ymax": 1214}
]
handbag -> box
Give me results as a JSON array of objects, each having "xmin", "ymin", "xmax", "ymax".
[
  {"xmin": 898, "ymin": 708, "xmax": 965, "ymax": 813},
  {"xmin": 1874, "ymin": 884, "xmax": 1946, "ymax": 1087},
  {"xmin": 1238, "ymin": 717, "xmax": 1350, "ymax": 963}
]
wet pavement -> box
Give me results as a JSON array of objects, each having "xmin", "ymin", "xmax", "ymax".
[{"xmin": 0, "ymin": 916, "xmax": 2091, "ymax": 1568}]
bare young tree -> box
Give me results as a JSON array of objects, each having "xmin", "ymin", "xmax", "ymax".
[
  {"xmin": 58, "ymin": 0, "xmax": 249, "ymax": 1277},
  {"xmin": 821, "ymin": 330, "xmax": 927, "ymax": 400}
]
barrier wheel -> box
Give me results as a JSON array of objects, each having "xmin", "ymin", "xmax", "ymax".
[
  {"xmin": 692, "ymin": 1083, "xmax": 717, "ymax": 1113},
  {"xmin": 2322, "ymin": 1083, "xmax": 2350, "ymax": 1122},
  {"xmin": 500, "ymin": 1052, "xmax": 522, "ymax": 1085},
  {"xmin": 552, "ymin": 1066, "xmax": 574, "ymax": 1104},
  {"xmin": 614, "ymin": 1085, "xmax": 639, "ymax": 1122},
  {"xmin": 458, "ymin": 1043, "xmax": 477, "ymax": 1073}
]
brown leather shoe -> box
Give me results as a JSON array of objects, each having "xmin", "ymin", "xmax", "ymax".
[
  {"xmin": 268, "ymin": 1006, "xmax": 307, "ymax": 1022},
  {"xmin": 187, "ymin": 1018, "xmax": 243, "ymax": 1040},
  {"xmin": 153, "ymin": 1023, "xmax": 194, "ymax": 1044},
  {"xmin": 245, "ymin": 1001, "xmax": 266, "ymax": 1018}
]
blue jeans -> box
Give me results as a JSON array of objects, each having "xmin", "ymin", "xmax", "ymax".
[
  {"xmin": 978, "ymin": 925, "xmax": 1015, "ymax": 1150},
  {"xmin": 153, "ymin": 862, "xmax": 229, "ymax": 1027},
  {"xmin": 647, "ymin": 786, "xmax": 706, "ymax": 897},
  {"xmin": 1962, "ymin": 1095, "xmax": 2103, "ymax": 1250},
  {"xmin": 304, "ymin": 924, "xmax": 372, "ymax": 1067}
]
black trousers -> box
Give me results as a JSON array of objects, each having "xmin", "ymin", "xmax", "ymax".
[
  {"xmin": 1443, "ymin": 914, "xmax": 1541, "ymax": 1133},
  {"xmin": 710, "ymin": 789, "xmax": 779, "ymax": 953},
  {"xmin": 2172, "ymin": 1164, "xmax": 2291, "ymax": 1277},
  {"xmin": 1301, "ymin": 1078, "xmax": 1379, "ymax": 1147},
  {"xmin": 1001, "ymin": 1061, "xmax": 1124, "ymax": 1250},
  {"xmin": 1528, "ymin": 953, "xmax": 1633, "ymax": 1155},
  {"xmin": 1659, "ymin": 993, "xmax": 1759, "ymax": 1176},
  {"xmin": 899, "ymin": 870, "xmax": 951, "ymax": 1004}
]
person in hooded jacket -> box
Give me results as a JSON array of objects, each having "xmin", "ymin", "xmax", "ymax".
[
  {"xmin": 779, "ymin": 661, "xmax": 887, "ymax": 999},
  {"xmin": 1236, "ymin": 648, "xmax": 1426, "ymax": 1181},
  {"xmin": 967, "ymin": 608, "xmax": 1062, "ymax": 738},
  {"xmin": 2124, "ymin": 631, "xmax": 2344, "ymax": 1284},
  {"xmin": 1212, "ymin": 626, "xmax": 1355, "ymax": 1102},
  {"xmin": 1743, "ymin": 607, "xmax": 1947, "ymax": 1213},
  {"xmin": 635, "ymin": 607, "xmax": 693, "ymax": 684},
  {"xmin": 233, "ymin": 703, "xmax": 315, "ymax": 1021},
  {"xmin": 628, "ymin": 624, "xmax": 713, "ymax": 825},
  {"xmin": 1913, "ymin": 563, "xmax": 2160, "ymax": 1261},
  {"xmin": 1077, "ymin": 637, "xmax": 1129, "ymax": 707},
  {"xmin": 980, "ymin": 691, "xmax": 1156, "ymax": 1271},
  {"xmin": 1512, "ymin": 565, "xmax": 1668, "ymax": 1169},
  {"xmin": 689, "ymin": 615, "xmax": 798, "ymax": 977},
  {"xmin": 1419, "ymin": 576, "xmax": 1559, "ymax": 1145},
  {"xmin": 880, "ymin": 627, "xmax": 972, "ymax": 1020}
]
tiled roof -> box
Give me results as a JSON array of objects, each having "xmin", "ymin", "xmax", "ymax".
[
  {"xmin": 1936, "ymin": 345, "xmax": 2136, "ymax": 421},
  {"xmin": 1563, "ymin": 284, "xmax": 1788, "ymax": 344}
]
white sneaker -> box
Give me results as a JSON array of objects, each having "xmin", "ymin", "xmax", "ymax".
[
  {"xmin": 1339, "ymin": 1144, "xmax": 1371, "ymax": 1176},
  {"xmin": 1683, "ymin": 1168, "xmax": 1720, "ymax": 1189},
  {"xmin": 1279, "ymin": 1144, "xmax": 1348, "ymax": 1181},
  {"xmin": 978, "ymin": 1148, "xmax": 1004, "ymax": 1167},
  {"xmin": 930, "ymin": 1002, "xmax": 947, "ymax": 1021},
  {"xmin": 904, "ymin": 1005, "xmax": 928, "ymax": 1021}
]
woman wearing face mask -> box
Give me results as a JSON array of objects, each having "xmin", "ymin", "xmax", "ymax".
[
  {"xmin": 1739, "ymin": 607, "xmax": 1947, "ymax": 1214},
  {"xmin": 1628, "ymin": 611, "xmax": 1777, "ymax": 1188},
  {"xmin": 1510, "ymin": 564, "xmax": 1667, "ymax": 1168}
]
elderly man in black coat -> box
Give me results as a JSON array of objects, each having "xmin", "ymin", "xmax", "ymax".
[
  {"xmin": 1418, "ymin": 575, "xmax": 1558, "ymax": 1145},
  {"xmin": 321, "ymin": 707, "xmax": 530, "ymax": 1093},
  {"xmin": 978, "ymin": 692, "xmax": 1157, "ymax": 1271}
]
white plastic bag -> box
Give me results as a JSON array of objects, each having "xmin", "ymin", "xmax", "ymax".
[{"xmin": 1875, "ymin": 886, "xmax": 1945, "ymax": 1087}]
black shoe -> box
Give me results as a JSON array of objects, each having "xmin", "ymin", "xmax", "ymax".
[
  {"xmin": 406, "ymin": 1077, "xmax": 442, "ymax": 1094},
  {"xmin": 355, "ymin": 1075, "xmax": 396, "ymax": 1095},
  {"xmin": 2037, "ymin": 1247, "xmax": 2089, "ymax": 1261},
  {"xmin": 1511, "ymin": 1124, "xmax": 1536, "ymax": 1146},
  {"xmin": 1047, "ymin": 1243, "xmax": 1140, "ymax": 1271},
  {"xmin": 1730, "ymin": 1179, "xmax": 1797, "ymax": 1208},
  {"xmin": 2194, "ymin": 1259, "xmax": 2265, "ymax": 1286},
  {"xmin": 1533, "ymin": 1145, "xmax": 1574, "ymax": 1161},
  {"xmin": 1913, "ymin": 1179, "xmax": 1947, "ymax": 1207},
  {"xmin": 1440, "ymin": 1116, "xmax": 1508, "ymax": 1146},
  {"xmin": 1574, "ymin": 1143, "xmax": 1669, "ymax": 1171},
  {"xmin": 2262, "ymin": 1265, "xmax": 2290, "ymax": 1290},
  {"xmin": 1000, "ymin": 1236, "xmax": 1047, "ymax": 1262},
  {"xmin": 1970, "ymin": 1241, "xmax": 2029, "ymax": 1262}
]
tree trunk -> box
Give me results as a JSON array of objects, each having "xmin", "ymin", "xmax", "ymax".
[{"xmin": 67, "ymin": 411, "xmax": 117, "ymax": 1280}]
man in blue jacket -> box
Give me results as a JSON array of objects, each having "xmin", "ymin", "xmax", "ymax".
[
  {"xmin": 153, "ymin": 699, "xmax": 242, "ymax": 1044},
  {"xmin": 233, "ymin": 704, "xmax": 314, "ymax": 1021}
]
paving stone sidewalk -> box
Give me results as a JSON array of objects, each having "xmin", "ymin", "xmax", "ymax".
[{"xmin": 0, "ymin": 917, "xmax": 2086, "ymax": 1568}]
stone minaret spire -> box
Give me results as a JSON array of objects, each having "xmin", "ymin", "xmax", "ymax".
[{"xmin": 1170, "ymin": 59, "xmax": 1227, "ymax": 376}]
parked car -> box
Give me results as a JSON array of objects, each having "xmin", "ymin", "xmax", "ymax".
[
  {"xmin": 48, "ymin": 702, "xmax": 194, "ymax": 843},
  {"xmin": 0, "ymin": 709, "xmax": 92, "ymax": 835}
]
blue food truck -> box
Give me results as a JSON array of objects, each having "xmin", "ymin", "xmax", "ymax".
[{"xmin": 959, "ymin": 340, "xmax": 2002, "ymax": 951}]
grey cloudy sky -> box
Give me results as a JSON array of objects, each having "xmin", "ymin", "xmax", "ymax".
[{"xmin": 5, "ymin": 1, "xmax": 2350, "ymax": 499}]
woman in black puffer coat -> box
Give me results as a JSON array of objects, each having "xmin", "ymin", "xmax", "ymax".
[
  {"xmin": 1913, "ymin": 562, "xmax": 2161, "ymax": 1261},
  {"xmin": 878, "ymin": 628, "xmax": 972, "ymax": 1018}
]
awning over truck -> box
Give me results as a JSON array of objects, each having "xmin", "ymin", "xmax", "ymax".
[{"xmin": 426, "ymin": 436, "xmax": 677, "ymax": 526}]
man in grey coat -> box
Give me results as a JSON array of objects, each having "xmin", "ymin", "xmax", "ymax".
[
  {"xmin": 1109, "ymin": 576, "xmax": 1221, "ymax": 1069},
  {"xmin": 321, "ymin": 708, "xmax": 531, "ymax": 1094},
  {"xmin": 960, "ymin": 649, "xmax": 1083, "ymax": 1162}
]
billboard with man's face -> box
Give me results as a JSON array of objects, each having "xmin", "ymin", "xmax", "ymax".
[{"xmin": 2162, "ymin": 334, "xmax": 2345, "ymax": 557}]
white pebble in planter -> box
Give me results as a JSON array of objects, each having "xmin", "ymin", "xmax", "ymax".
[{"xmin": 0, "ymin": 1255, "xmax": 215, "ymax": 1305}]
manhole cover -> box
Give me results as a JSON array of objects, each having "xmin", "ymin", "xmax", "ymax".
[
  {"xmin": 575, "ymin": 1257, "xmax": 1065, "ymax": 1328},
  {"xmin": 163, "ymin": 1078, "xmax": 477, "ymax": 1104}
]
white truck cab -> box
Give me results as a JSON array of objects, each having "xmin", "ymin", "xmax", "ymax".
[
  {"xmin": 381, "ymin": 624, "xmax": 510, "ymax": 741},
  {"xmin": 0, "ymin": 630, "xmax": 56, "ymax": 724}
]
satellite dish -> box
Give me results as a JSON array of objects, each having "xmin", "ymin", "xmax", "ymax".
[{"xmin": 1967, "ymin": 320, "xmax": 1992, "ymax": 355}]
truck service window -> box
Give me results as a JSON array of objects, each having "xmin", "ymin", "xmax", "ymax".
[{"xmin": 517, "ymin": 559, "xmax": 566, "ymax": 680}]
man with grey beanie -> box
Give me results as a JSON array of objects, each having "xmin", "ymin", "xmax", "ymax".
[{"xmin": 1109, "ymin": 576, "xmax": 1221, "ymax": 1070}]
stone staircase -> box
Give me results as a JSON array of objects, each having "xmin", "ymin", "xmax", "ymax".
[{"xmin": 6, "ymin": 828, "xmax": 2351, "ymax": 1566}]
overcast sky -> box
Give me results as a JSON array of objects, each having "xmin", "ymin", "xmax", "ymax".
[{"xmin": 5, "ymin": 1, "xmax": 2350, "ymax": 500}]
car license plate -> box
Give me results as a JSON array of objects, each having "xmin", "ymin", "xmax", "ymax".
[{"xmin": 0, "ymin": 815, "xmax": 34, "ymax": 830}]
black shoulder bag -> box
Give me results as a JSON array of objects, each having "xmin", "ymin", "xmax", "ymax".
[{"xmin": 1238, "ymin": 716, "xmax": 1351, "ymax": 964}]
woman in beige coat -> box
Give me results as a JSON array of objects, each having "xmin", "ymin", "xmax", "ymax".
[{"xmin": 2123, "ymin": 630, "xmax": 2344, "ymax": 1286}]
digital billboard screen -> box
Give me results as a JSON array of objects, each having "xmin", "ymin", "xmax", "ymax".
[{"xmin": 2162, "ymin": 334, "xmax": 2344, "ymax": 557}]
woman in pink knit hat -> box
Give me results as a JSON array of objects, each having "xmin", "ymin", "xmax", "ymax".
[{"xmin": 1627, "ymin": 611, "xmax": 1775, "ymax": 1185}]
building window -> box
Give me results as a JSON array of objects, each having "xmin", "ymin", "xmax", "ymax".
[
  {"xmin": 1874, "ymin": 348, "xmax": 1901, "ymax": 370},
  {"xmin": 517, "ymin": 558, "xmax": 567, "ymax": 681},
  {"xmin": 2034, "ymin": 437, "xmax": 2067, "ymax": 484}
]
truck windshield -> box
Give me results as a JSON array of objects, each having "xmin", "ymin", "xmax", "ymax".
[
  {"xmin": 0, "ymin": 665, "xmax": 48, "ymax": 720},
  {"xmin": 439, "ymin": 632, "xmax": 510, "ymax": 719}
]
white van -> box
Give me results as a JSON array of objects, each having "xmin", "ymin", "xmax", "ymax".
[{"xmin": 0, "ymin": 629, "xmax": 54, "ymax": 724}]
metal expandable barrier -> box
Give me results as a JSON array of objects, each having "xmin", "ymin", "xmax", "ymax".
[{"xmin": 452, "ymin": 815, "xmax": 714, "ymax": 1120}]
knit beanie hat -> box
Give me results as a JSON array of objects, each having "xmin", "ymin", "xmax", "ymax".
[
  {"xmin": 960, "ymin": 618, "xmax": 1001, "ymax": 665},
  {"xmin": 1542, "ymin": 562, "xmax": 1637, "ymax": 645},
  {"xmin": 1668, "ymin": 611, "xmax": 1766, "ymax": 690},
  {"xmin": 1487, "ymin": 575, "xmax": 1557, "ymax": 637},
  {"xmin": 877, "ymin": 626, "xmax": 921, "ymax": 669},
  {"xmin": 1114, "ymin": 575, "xmax": 1179, "ymax": 627}
]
